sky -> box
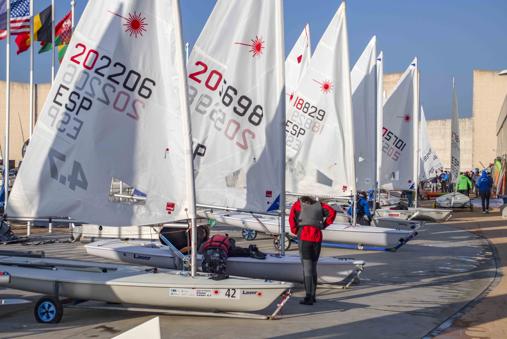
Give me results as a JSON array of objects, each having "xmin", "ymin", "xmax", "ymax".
[{"xmin": 1, "ymin": 0, "xmax": 506, "ymax": 120}]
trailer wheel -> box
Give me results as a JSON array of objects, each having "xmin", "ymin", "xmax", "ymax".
[
  {"xmin": 34, "ymin": 296, "xmax": 63, "ymax": 324},
  {"xmin": 273, "ymin": 234, "xmax": 291, "ymax": 251},
  {"xmin": 241, "ymin": 228, "xmax": 257, "ymax": 241}
]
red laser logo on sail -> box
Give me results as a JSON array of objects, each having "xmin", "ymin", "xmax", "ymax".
[
  {"xmin": 399, "ymin": 114, "xmax": 411, "ymax": 122},
  {"xmin": 109, "ymin": 11, "xmax": 147, "ymax": 38},
  {"xmin": 235, "ymin": 36, "xmax": 265, "ymax": 57},
  {"xmin": 313, "ymin": 79, "xmax": 333, "ymax": 94}
]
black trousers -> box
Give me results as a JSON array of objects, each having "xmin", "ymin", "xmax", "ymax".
[
  {"xmin": 480, "ymin": 191, "xmax": 491, "ymax": 211},
  {"xmin": 299, "ymin": 240, "xmax": 321, "ymax": 299}
]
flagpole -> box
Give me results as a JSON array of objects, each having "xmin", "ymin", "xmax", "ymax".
[
  {"xmin": 185, "ymin": 42, "xmax": 189, "ymax": 64},
  {"xmin": 71, "ymin": 0, "xmax": 75, "ymax": 29},
  {"xmin": 51, "ymin": 0, "xmax": 55, "ymax": 83},
  {"xmin": 4, "ymin": 0, "xmax": 11, "ymax": 209},
  {"xmin": 28, "ymin": 0, "xmax": 34, "ymax": 138}
]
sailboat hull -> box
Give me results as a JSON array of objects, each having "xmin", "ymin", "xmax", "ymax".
[
  {"xmin": 200, "ymin": 211, "xmax": 416, "ymax": 248},
  {"xmin": 0, "ymin": 256, "xmax": 291, "ymax": 312},
  {"xmin": 375, "ymin": 207, "xmax": 452, "ymax": 222},
  {"xmin": 85, "ymin": 239, "xmax": 364, "ymax": 285}
]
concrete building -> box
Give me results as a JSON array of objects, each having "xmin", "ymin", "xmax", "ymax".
[
  {"xmin": 473, "ymin": 70, "xmax": 507, "ymax": 166},
  {"xmin": 427, "ymin": 118, "xmax": 473, "ymax": 170},
  {"xmin": 0, "ymin": 81, "xmax": 51, "ymax": 166}
]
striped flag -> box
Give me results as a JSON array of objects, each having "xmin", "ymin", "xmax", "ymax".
[{"xmin": 0, "ymin": 0, "xmax": 31, "ymax": 40}]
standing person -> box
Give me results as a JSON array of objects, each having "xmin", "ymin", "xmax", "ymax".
[
  {"xmin": 457, "ymin": 172, "xmax": 473, "ymax": 196},
  {"xmin": 440, "ymin": 171, "xmax": 448, "ymax": 193},
  {"xmin": 289, "ymin": 196, "xmax": 336, "ymax": 305},
  {"xmin": 476, "ymin": 170, "xmax": 494, "ymax": 213},
  {"xmin": 347, "ymin": 192, "xmax": 372, "ymax": 225},
  {"xmin": 406, "ymin": 180, "xmax": 415, "ymax": 207}
]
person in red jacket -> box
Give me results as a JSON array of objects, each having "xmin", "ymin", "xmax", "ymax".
[{"xmin": 289, "ymin": 196, "xmax": 336, "ymax": 305}]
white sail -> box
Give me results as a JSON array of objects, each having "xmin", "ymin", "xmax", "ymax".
[
  {"xmin": 380, "ymin": 59, "xmax": 418, "ymax": 190},
  {"xmin": 286, "ymin": 24, "xmax": 311, "ymax": 104},
  {"xmin": 419, "ymin": 106, "xmax": 443, "ymax": 179},
  {"xmin": 7, "ymin": 0, "xmax": 194, "ymax": 226},
  {"xmin": 450, "ymin": 79, "xmax": 460, "ymax": 184},
  {"xmin": 189, "ymin": 0, "xmax": 285, "ymax": 212},
  {"xmin": 351, "ymin": 36, "xmax": 377, "ymax": 192},
  {"xmin": 286, "ymin": 3, "xmax": 355, "ymax": 198}
]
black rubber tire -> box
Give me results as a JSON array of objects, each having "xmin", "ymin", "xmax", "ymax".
[
  {"xmin": 241, "ymin": 228, "xmax": 257, "ymax": 241},
  {"xmin": 273, "ymin": 234, "xmax": 291, "ymax": 251},
  {"xmin": 34, "ymin": 296, "xmax": 63, "ymax": 324}
]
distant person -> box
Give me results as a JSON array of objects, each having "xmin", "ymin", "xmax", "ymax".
[
  {"xmin": 431, "ymin": 175, "xmax": 438, "ymax": 192},
  {"xmin": 457, "ymin": 172, "xmax": 473, "ymax": 196},
  {"xmin": 347, "ymin": 192, "xmax": 372, "ymax": 225},
  {"xmin": 406, "ymin": 179, "xmax": 415, "ymax": 207},
  {"xmin": 476, "ymin": 170, "xmax": 494, "ymax": 213},
  {"xmin": 440, "ymin": 172, "xmax": 448, "ymax": 192},
  {"xmin": 289, "ymin": 196, "xmax": 336, "ymax": 305}
]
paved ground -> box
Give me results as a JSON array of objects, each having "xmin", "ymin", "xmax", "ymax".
[
  {"xmin": 0, "ymin": 209, "xmax": 500, "ymax": 338},
  {"xmin": 436, "ymin": 211, "xmax": 507, "ymax": 339}
]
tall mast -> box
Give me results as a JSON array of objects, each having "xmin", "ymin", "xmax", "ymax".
[
  {"xmin": 173, "ymin": 0, "xmax": 198, "ymax": 276},
  {"xmin": 375, "ymin": 51, "xmax": 384, "ymax": 211},
  {"xmin": 275, "ymin": 0, "xmax": 286, "ymax": 255},
  {"xmin": 413, "ymin": 59, "xmax": 420, "ymax": 208}
]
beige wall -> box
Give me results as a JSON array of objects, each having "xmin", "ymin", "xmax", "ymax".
[
  {"xmin": 383, "ymin": 72, "xmax": 403, "ymax": 98},
  {"xmin": 473, "ymin": 70, "xmax": 507, "ymax": 167},
  {"xmin": 497, "ymin": 95, "xmax": 507, "ymax": 156},
  {"xmin": 0, "ymin": 81, "xmax": 51, "ymax": 164},
  {"xmin": 427, "ymin": 118, "xmax": 473, "ymax": 170}
]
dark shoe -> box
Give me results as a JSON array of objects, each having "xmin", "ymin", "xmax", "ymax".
[
  {"xmin": 299, "ymin": 297, "xmax": 314, "ymax": 305},
  {"xmin": 312, "ymin": 296, "xmax": 317, "ymax": 303}
]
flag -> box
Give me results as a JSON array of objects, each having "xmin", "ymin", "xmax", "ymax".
[
  {"xmin": 0, "ymin": 0, "xmax": 31, "ymax": 39},
  {"xmin": 39, "ymin": 10, "xmax": 71, "ymax": 55},
  {"xmin": 14, "ymin": 30, "xmax": 29, "ymax": 54},
  {"xmin": 33, "ymin": 5, "xmax": 51, "ymax": 43}
]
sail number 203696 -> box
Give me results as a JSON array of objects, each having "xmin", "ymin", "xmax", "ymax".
[{"xmin": 187, "ymin": 60, "xmax": 264, "ymax": 151}]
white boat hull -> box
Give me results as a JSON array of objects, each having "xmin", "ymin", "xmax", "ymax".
[
  {"xmin": 200, "ymin": 211, "xmax": 417, "ymax": 249},
  {"xmin": 435, "ymin": 192, "xmax": 472, "ymax": 209},
  {"xmin": 0, "ymin": 256, "xmax": 291, "ymax": 312},
  {"xmin": 85, "ymin": 239, "xmax": 365, "ymax": 285},
  {"xmin": 375, "ymin": 208, "xmax": 452, "ymax": 222}
]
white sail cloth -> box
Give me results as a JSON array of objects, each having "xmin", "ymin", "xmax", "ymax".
[
  {"xmin": 189, "ymin": 0, "xmax": 285, "ymax": 212},
  {"xmin": 286, "ymin": 3, "xmax": 355, "ymax": 198},
  {"xmin": 351, "ymin": 36, "xmax": 377, "ymax": 192},
  {"xmin": 7, "ymin": 0, "xmax": 194, "ymax": 225},
  {"xmin": 419, "ymin": 106, "xmax": 443, "ymax": 179},
  {"xmin": 286, "ymin": 24, "xmax": 311, "ymax": 105},
  {"xmin": 380, "ymin": 59, "xmax": 418, "ymax": 190},
  {"xmin": 450, "ymin": 80, "xmax": 460, "ymax": 183}
]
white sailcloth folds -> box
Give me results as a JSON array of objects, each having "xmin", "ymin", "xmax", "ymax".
[
  {"xmin": 286, "ymin": 24, "xmax": 311, "ymax": 104},
  {"xmin": 419, "ymin": 106, "xmax": 443, "ymax": 179},
  {"xmin": 450, "ymin": 79, "xmax": 460, "ymax": 184},
  {"xmin": 7, "ymin": 0, "xmax": 195, "ymax": 226},
  {"xmin": 351, "ymin": 36, "xmax": 377, "ymax": 192},
  {"xmin": 189, "ymin": 0, "xmax": 285, "ymax": 212},
  {"xmin": 380, "ymin": 59, "xmax": 418, "ymax": 190},
  {"xmin": 286, "ymin": 3, "xmax": 355, "ymax": 198}
]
